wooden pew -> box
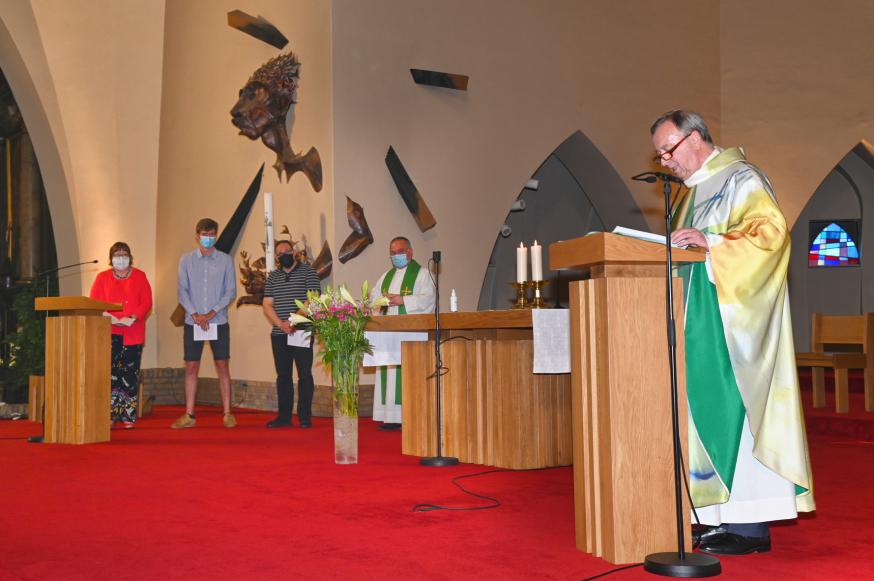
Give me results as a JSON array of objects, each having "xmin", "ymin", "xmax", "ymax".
[{"xmin": 796, "ymin": 313, "xmax": 874, "ymax": 413}]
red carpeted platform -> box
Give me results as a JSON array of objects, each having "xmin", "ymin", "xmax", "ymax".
[{"xmin": 1, "ymin": 405, "xmax": 872, "ymax": 580}]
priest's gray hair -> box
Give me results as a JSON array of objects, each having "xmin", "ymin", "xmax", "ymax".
[{"xmin": 650, "ymin": 110, "xmax": 714, "ymax": 145}]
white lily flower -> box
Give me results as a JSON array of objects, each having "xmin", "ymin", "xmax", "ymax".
[
  {"xmin": 288, "ymin": 313, "xmax": 311, "ymax": 325},
  {"xmin": 339, "ymin": 284, "xmax": 357, "ymax": 306}
]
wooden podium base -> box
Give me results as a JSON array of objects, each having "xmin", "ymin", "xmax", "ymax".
[
  {"xmin": 568, "ymin": 276, "xmax": 691, "ymax": 564},
  {"xmin": 43, "ymin": 316, "xmax": 111, "ymax": 444}
]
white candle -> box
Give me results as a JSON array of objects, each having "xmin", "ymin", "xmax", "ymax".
[
  {"xmin": 264, "ymin": 192, "xmax": 275, "ymax": 272},
  {"xmin": 531, "ymin": 240, "xmax": 543, "ymax": 281},
  {"xmin": 516, "ymin": 242, "xmax": 528, "ymax": 283}
]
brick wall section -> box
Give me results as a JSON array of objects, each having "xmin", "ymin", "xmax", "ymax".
[{"xmin": 141, "ymin": 368, "xmax": 373, "ymax": 418}]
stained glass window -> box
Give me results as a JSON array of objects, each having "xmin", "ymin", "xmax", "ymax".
[{"xmin": 808, "ymin": 221, "xmax": 860, "ymax": 267}]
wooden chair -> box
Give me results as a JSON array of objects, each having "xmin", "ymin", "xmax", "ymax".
[{"xmin": 796, "ymin": 313, "xmax": 874, "ymax": 413}]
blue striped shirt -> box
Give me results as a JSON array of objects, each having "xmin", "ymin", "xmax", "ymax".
[{"xmin": 178, "ymin": 248, "xmax": 236, "ymax": 326}]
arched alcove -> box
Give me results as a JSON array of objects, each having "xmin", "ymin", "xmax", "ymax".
[
  {"xmin": 789, "ymin": 140, "xmax": 874, "ymax": 350},
  {"xmin": 477, "ymin": 130, "xmax": 649, "ymax": 310},
  {"xmin": 0, "ymin": 11, "xmax": 79, "ymax": 293}
]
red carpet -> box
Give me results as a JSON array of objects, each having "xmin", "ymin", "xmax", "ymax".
[{"xmin": 1, "ymin": 406, "xmax": 873, "ymax": 580}]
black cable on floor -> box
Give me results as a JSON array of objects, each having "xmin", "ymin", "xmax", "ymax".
[
  {"xmin": 581, "ymin": 563, "xmax": 643, "ymax": 580},
  {"xmin": 411, "ymin": 466, "xmax": 562, "ymax": 512}
]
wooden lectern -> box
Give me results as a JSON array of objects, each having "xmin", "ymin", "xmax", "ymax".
[
  {"xmin": 549, "ymin": 233, "xmax": 705, "ymax": 564},
  {"xmin": 34, "ymin": 296, "xmax": 121, "ymax": 444}
]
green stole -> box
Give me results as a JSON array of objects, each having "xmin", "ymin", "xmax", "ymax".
[
  {"xmin": 378, "ymin": 259, "xmax": 421, "ymax": 405},
  {"xmin": 674, "ymin": 188, "xmax": 745, "ymax": 503}
]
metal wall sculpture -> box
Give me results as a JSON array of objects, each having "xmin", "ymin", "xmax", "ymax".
[
  {"xmin": 385, "ymin": 146, "xmax": 436, "ymax": 232},
  {"xmin": 338, "ymin": 196, "xmax": 373, "ymax": 263},
  {"xmin": 410, "ymin": 68, "xmax": 468, "ymax": 91},
  {"xmin": 237, "ymin": 226, "xmax": 332, "ymax": 307},
  {"xmin": 227, "ymin": 10, "xmax": 288, "ymax": 49},
  {"xmin": 231, "ymin": 52, "xmax": 323, "ymax": 191}
]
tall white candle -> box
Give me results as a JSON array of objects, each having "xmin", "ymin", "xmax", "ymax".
[
  {"xmin": 516, "ymin": 242, "xmax": 528, "ymax": 283},
  {"xmin": 531, "ymin": 240, "xmax": 543, "ymax": 281},
  {"xmin": 264, "ymin": 192, "xmax": 275, "ymax": 272}
]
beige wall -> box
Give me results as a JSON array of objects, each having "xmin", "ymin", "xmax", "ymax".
[
  {"xmin": 720, "ymin": 0, "xmax": 874, "ymax": 227},
  {"xmin": 331, "ymin": 0, "xmax": 721, "ymax": 312},
  {"xmin": 155, "ymin": 0, "xmax": 333, "ymax": 381},
  {"xmin": 4, "ymin": 0, "xmax": 874, "ymax": 386},
  {"xmin": 0, "ymin": 0, "xmax": 164, "ymax": 367}
]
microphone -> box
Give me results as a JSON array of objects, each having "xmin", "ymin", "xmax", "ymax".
[
  {"xmin": 432, "ymin": 250, "xmax": 441, "ymax": 264},
  {"xmin": 36, "ymin": 260, "xmax": 99, "ymax": 277},
  {"xmin": 631, "ymin": 171, "xmax": 684, "ymax": 184}
]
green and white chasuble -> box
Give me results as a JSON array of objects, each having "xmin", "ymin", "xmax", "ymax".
[
  {"xmin": 675, "ymin": 147, "xmax": 815, "ymax": 524},
  {"xmin": 370, "ymin": 259, "xmax": 436, "ymax": 424}
]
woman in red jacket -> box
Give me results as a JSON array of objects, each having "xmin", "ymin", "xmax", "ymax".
[{"xmin": 89, "ymin": 242, "xmax": 153, "ymax": 429}]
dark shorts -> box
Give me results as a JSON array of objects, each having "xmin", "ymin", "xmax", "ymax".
[{"xmin": 183, "ymin": 323, "xmax": 231, "ymax": 362}]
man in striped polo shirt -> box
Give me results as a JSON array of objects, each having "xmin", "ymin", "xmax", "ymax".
[{"xmin": 262, "ymin": 240, "xmax": 322, "ymax": 428}]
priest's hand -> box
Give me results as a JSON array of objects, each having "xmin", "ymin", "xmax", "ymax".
[
  {"xmin": 385, "ymin": 293, "xmax": 405, "ymax": 307},
  {"xmin": 671, "ymin": 228, "xmax": 708, "ymax": 249}
]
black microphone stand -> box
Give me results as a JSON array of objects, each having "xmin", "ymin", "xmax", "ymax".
[
  {"xmin": 420, "ymin": 251, "xmax": 458, "ymax": 467},
  {"xmin": 643, "ymin": 178, "xmax": 720, "ymax": 577},
  {"xmin": 27, "ymin": 259, "xmax": 99, "ymax": 444}
]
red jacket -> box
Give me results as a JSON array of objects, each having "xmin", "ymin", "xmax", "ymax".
[{"xmin": 89, "ymin": 268, "xmax": 153, "ymax": 345}]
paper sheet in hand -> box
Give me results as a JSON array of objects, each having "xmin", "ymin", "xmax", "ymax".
[
  {"xmin": 193, "ymin": 323, "xmax": 218, "ymax": 341},
  {"xmin": 287, "ymin": 329, "xmax": 312, "ymax": 347}
]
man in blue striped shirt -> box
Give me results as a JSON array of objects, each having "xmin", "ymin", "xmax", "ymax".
[{"xmin": 172, "ymin": 218, "xmax": 237, "ymax": 429}]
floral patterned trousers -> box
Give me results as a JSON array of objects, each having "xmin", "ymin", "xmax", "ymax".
[{"xmin": 111, "ymin": 334, "xmax": 143, "ymax": 423}]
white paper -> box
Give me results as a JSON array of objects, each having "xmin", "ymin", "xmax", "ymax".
[
  {"xmin": 193, "ymin": 323, "xmax": 218, "ymax": 341},
  {"xmin": 612, "ymin": 226, "xmax": 685, "ymax": 248},
  {"xmin": 287, "ymin": 329, "xmax": 312, "ymax": 347},
  {"xmin": 104, "ymin": 312, "xmax": 134, "ymax": 326}
]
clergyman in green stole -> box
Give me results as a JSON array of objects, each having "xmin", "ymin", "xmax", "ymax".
[{"xmin": 369, "ymin": 236, "xmax": 436, "ymax": 429}]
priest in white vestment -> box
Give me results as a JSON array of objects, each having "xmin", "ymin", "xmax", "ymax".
[
  {"xmin": 369, "ymin": 236, "xmax": 436, "ymax": 429},
  {"xmin": 650, "ymin": 110, "xmax": 814, "ymax": 556}
]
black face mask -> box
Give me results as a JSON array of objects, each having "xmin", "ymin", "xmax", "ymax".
[{"xmin": 278, "ymin": 253, "xmax": 295, "ymax": 268}]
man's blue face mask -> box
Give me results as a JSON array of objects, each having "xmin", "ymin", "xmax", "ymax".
[
  {"xmin": 200, "ymin": 235, "xmax": 217, "ymax": 249},
  {"xmin": 391, "ymin": 253, "xmax": 408, "ymax": 269}
]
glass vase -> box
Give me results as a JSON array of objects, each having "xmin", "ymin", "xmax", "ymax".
[{"xmin": 332, "ymin": 354, "xmax": 361, "ymax": 464}]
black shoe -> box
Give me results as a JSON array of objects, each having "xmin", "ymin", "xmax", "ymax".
[
  {"xmin": 266, "ymin": 418, "xmax": 292, "ymax": 428},
  {"xmin": 299, "ymin": 422, "xmax": 312, "ymax": 429},
  {"xmin": 698, "ymin": 532, "xmax": 771, "ymax": 555},
  {"xmin": 692, "ymin": 525, "xmax": 726, "ymax": 545},
  {"xmin": 379, "ymin": 423, "xmax": 402, "ymax": 431}
]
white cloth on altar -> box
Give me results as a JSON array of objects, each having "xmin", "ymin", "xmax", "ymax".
[
  {"xmin": 693, "ymin": 415, "xmax": 798, "ymax": 525},
  {"xmin": 364, "ymin": 309, "xmax": 572, "ymax": 373},
  {"xmin": 363, "ymin": 331, "xmax": 429, "ymax": 367},
  {"xmin": 532, "ymin": 309, "xmax": 570, "ymax": 374}
]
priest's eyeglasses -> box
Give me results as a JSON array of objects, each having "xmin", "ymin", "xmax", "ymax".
[{"xmin": 653, "ymin": 132, "xmax": 691, "ymax": 163}]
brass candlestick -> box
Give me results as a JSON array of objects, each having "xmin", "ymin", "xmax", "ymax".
[
  {"xmin": 530, "ymin": 279, "xmax": 550, "ymax": 309},
  {"xmin": 510, "ymin": 281, "xmax": 533, "ymax": 309}
]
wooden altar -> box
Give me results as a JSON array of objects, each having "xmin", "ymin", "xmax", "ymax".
[{"xmin": 366, "ymin": 310, "xmax": 573, "ymax": 469}]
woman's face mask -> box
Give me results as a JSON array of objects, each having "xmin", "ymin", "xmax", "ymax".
[{"xmin": 112, "ymin": 256, "xmax": 130, "ymax": 271}]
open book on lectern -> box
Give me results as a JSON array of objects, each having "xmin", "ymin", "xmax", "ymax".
[{"xmin": 611, "ymin": 226, "xmax": 687, "ymax": 249}]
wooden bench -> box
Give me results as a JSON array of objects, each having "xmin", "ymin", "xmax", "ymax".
[{"xmin": 796, "ymin": 313, "xmax": 873, "ymax": 413}]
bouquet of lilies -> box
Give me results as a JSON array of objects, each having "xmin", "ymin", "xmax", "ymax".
[{"xmin": 290, "ymin": 282, "xmax": 389, "ymax": 416}]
